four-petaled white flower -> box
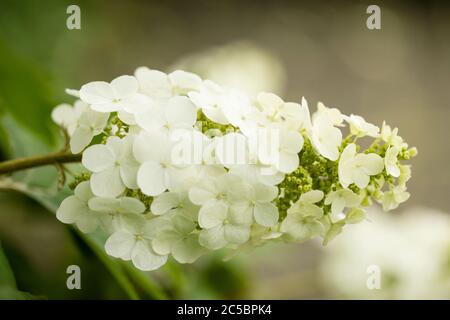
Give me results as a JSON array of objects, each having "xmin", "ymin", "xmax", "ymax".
[
  {"xmin": 82, "ymin": 135, "xmax": 139, "ymax": 198},
  {"xmin": 152, "ymin": 214, "xmax": 205, "ymax": 263},
  {"xmin": 380, "ymin": 185, "xmax": 410, "ymax": 211},
  {"xmin": 80, "ymin": 75, "xmax": 151, "ymax": 113},
  {"xmin": 229, "ymin": 182, "xmax": 279, "ymax": 227},
  {"xmin": 69, "ymin": 107, "xmax": 109, "ymax": 154},
  {"xmin": 280, "ymin": 190, "xmax": 325, "ymax": 242},
  {"xmin": 133, "ymin": 130, "xmax": 191, "ymax": 196},
  {"xmin": 324, "ymin": 189, "xmax": 361, "ymax": 222},
  {"xmin": 88, "ymin": 196, "xmax": 146, "ymax": 232},
  {"xmin": 338, "ymin": 143, "xmax": 384, "ymax": 188},
  {"xmin": 105, "ymin": 215, "xmax": 168, "ymax": 271},
  {"xmin": 188, "ymin": 80, "xmax": 229, "ymax": 124},
  {"xmin": 56, "ymin": 181, "xmax": 99, "ymax": 233},
  {"xmin": 136, "ymin": 96, "xmax": 197, "ymax": 135}
]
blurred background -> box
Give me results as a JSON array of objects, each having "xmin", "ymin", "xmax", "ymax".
[{"xmin": 0, "ymin": 0, "xmax": 449, "ymax": 299}]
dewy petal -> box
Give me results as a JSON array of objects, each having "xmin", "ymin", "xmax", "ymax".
[
  {"xmin": 199, "ymin": 225, "xmax": 227, "ymax": 250},
  {"xmin": 70, "ymin": 125, "xmax": 93, "ymax": 154},
  {"xmin": 224, "ymin": 224, "xmax": 250, "ymax": 244},
  {"xmin": 137, "ymin": 162, "xmax": 167, "ymax": 196},
  {"xmin": 165, "ymin": 96, "xmax": 197, "ymax": 128},
  {"xmin": 56, "ymin": 196, "xmax": 84, "ymax": 224},
  {"xmin": 254, "ymin": 203, "xmax": 279, "ymax": 227},
  {"xmin": 119, "ymin": 197, "xmax": 146, "ymax": 214},
  {"xmin": 131, "ymin": 240, "xmax": 168, "ymax": 271},
  {"xmin": 151, "ymin": 192, "xmax": 180, "ymax": 215},
  {"xmin": 198, "ymin": 200, "xmax": 227, "ymax": 229},
  {"xmin": 110, "ymin": 75, "xmax": 138, "ymax": 98},
  {"xmin": 90, "ymin": 166, "xmax": 125, "ymax": 197},
  {"xmin": 135, "ymin": 67, "xmax": 172, "ymax": 99},
  {"xmin": 105, "ymin": 231, "xmax": 135, "ymax": 260},
  {"xmin": 171, "ymin": 235, "xmax": 204, "ymax": 264},
  {"xmin": 79, "ymin": 81, "xmax": 114, "ymax": 105},
  {"xmin": 82, "ymin": 144, "xmax": 115, "ymax": 172}
]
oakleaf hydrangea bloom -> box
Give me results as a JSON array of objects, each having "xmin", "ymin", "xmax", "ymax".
[{"xmin": 53, "ymin": 67, "xmax": 417, "ymax": 271}]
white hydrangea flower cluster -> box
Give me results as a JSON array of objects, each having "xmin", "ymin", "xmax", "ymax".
[{"xmin": 53, "ymin": 67, "xmax": 417, "ymax": 271}]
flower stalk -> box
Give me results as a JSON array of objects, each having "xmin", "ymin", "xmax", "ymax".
[{"xmin": 0, "ymin": 151, "xmax": 81, "ymax": 175}]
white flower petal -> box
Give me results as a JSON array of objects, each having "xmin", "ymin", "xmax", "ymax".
[
  {"xmin": 199, "ymin": 225, "xmax": 227, "ymax": 250},
  {"xmin": 171, "ymin": 236, "xmax": 204, "ymax": 264},
  {"xmin": 198, "ymin": 200, "xmax": 227, "ymax": 229},
  {"xmin": 105, "ymin": 231, "xmax": 135, "ymax": 260},
  {"xmin": 111, "ymin": 75, "xmax": 138, "ymax": 98},
  {"xmin": 254, "ymin": 203, "xmax": 279, "ymax": 227},
  {"xmin": 165, "ymin": 96, "xmax": 197, "ymax": 128},
  {"xmin": 137, "ymin": 162, "xmax": 167, "ymax": 196},
  {"xmin": 82, "ymin": 144, "xmax": 115, "ymax": 172},
  {"xmin": 131, "ymin": 241, "xmax": 168, "ymax": 271},
  {"xmin": 80, "ymin": 81, "xmax": 114, "ymax": 105},
  {"xmin": 151, "ymin": 192, "xmax": 180, "ymax": 215},
  {"xmin": 70, "ymin": 125, "xmax": 93, "ymax": 154},
  {"xmin": 90, "ymin": 166, "xmax": 125, "ymax": 197},
  {"xmin": 224, "ymin": 224, "xmax": 250, "ymax": 244}
]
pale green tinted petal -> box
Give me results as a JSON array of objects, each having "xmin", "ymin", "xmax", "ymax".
[
  {"xmin": 199, "ymin": 225, "xmax": 227, "ymax": 250},
  {"xmin": 331, "ymin": 197, "xmax": 346, "ymax": 216},
  {"xmin": 151, "ymin": 192, "xmax": 180, "ymax": 215},
  {"xmin": 171, "ymin": 235, "xmax": 204, "ymax": 264},
  {"xmin": 105, "ymin": 231, "xmax": 135, "ymax": 260},
  {"xmin": 172, "ymin": 214, "xmax": 195, "ymax": 235},
  {"xmin": 254, "ymin": 203, "xmax": 279, "ymax": 227},
  {"xmin": 90, "ymin": 166, "xmax": 125, "ymax": 197},
  {"xmin": 345, "ymin": 208, "xmax": 366, "ymax": 224},
  {"xmin": 300, "ymin": 190, "xmax": 324, "ymax": 204},
  {"xmin": 82, "ymin": 144, "xmax": 115, "ymax": 172},
  {"xmin": 119, "ymin": 197, "xmax": 146, "ymax": 214},
  {"xmin": 131, "ymin": 241, "xmax": 168, "ymax": 271},
  {"xmin": 342, "ymin": 190, "xmax": 361, "ymax": 207},
  {"xmin": 224, "ymin": 224, "xmax": 250, "ymax": 244},
  {"xmin": 152, "ymin": 230, "xmax": 179, "ymax": 255},
  {"xmin": 76, "ymin": 213, "xmax": 99, "ymax": 233},
  {"xmin": 352, "ymin": 169, "xmax": 370, "ymax": 189},
  {"xmin": 198, "ymin": 200, "xmax": 227, "ymax": 229},
  {"xmin": 254, "ymin": 183, "xmax": 278, "ymax": 202},
  {"xmin": 229, "ymin": 202, "xmax": 253, "ymax": 225}
]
